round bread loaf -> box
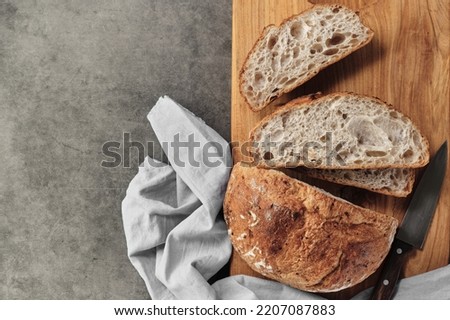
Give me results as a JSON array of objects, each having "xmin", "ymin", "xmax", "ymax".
[{"xmin": 224, "ymin": 163, "xmax": 398, "ymax": 292}]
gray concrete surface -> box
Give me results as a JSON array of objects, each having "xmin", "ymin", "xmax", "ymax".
[{"xmin": 0, "ymin": 0, "xmax": 231, "ymax": 299}]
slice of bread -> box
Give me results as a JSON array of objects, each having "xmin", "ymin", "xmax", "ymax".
[
  {"xmin": 224, "ymin": 163, "xmax": 398, "ymax": 292},
  {"xmin": 300, "ymin": 167, "xmax": 415, "ymax": 197},
  {"xmin": 240, "ymin": 4, "xmax": 374, "ymax": 111},
  {"xmin": 249, "ymin": 93, "xmax": 430, "ymax": 169}
]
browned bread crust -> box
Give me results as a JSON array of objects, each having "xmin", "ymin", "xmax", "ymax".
[{"xmin": 224, "ymin": 163, "xmax": 398, "ymax": 292}]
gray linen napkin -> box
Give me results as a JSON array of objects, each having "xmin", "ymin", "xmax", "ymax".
[{"xmin": 122, "ymin": 96, "xmax": 450, "ymax": 300}]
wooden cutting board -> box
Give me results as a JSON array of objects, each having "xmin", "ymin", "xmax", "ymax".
[{"xmin": 230, "ymin": 0, "xmax": 450, "ymax": 299}]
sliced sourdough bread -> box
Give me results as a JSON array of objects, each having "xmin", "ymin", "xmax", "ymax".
[
  {"xmin": 224, "ymin": 163, "xmax": 398, "ymax": 292},
  {"xmin": 249, "ymin": 93, "xmax": 430, "ymax": 169},
  {"xmin": 240, "ymin": 4, "xmax": 374, "ymax": 111},
  {"xmin": 300, "ymin": 167, "xmax": 415, "ymax": 197}
]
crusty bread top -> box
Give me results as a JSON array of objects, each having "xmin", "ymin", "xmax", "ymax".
[
  {"xmin": 249, "ymin": 92, "xmax": 430, "ymax": 169},
  {"xmin": 240, "ymin": 4, "xmax": 374, "ymax": 111},
  {"xmin": 224, "ymin": 163, "xmax": 398, "ymax": 292}
]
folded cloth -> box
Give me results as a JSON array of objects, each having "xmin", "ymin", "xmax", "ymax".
[
  {"xmin": 122, "ymin": 96, "xmax": 450, "ymax": 300},
  {"xmin": 122, "ymin": 96, "xmax": 232, "ymax": 299}
]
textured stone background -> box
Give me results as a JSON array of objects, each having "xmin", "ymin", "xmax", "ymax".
[{"xmin": 0, "ymin": 0, "xmax": 231, "ymax": 299}]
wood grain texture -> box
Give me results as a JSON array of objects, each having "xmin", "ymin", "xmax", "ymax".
[{"xmin": 231, "ymin": 0, "xmax": 450, "ymax": 299}]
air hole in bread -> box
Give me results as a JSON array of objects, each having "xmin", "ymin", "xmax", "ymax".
[
  {"xmin": 268, "ymin": 35, "xmax": 278, "ymax": 50},
  {"xmin": 389, "ymin": 111, "xmax": 399, "ymax": 118},
  {"xmin": 268, "ymin": 95, "xmax": 277, "ymax": 103},
  {"xmin": 254, "ymin": 72, "xmax": 264, "ymax": 86},
  {"xmin": 333, "ymin": 7, "xmax": 341, "ymax": 13},
  {"xmin": 338, "ymin": 150, "xmax": 349, "ymax": 159},
  {"xmin": 279, "ymin": 76, "xmax": 289, "ymax": 84},
  {"xmin": 293, "ymin": 47, "xmax": 300, "ymax": 58},
  {"xmin": 366, "ymin": 150, "xmax": 387, "ymax": 157},
  {"xmin": 325, "ymin": 15, "xmax": 334, "ymax": 20},
  {"xmin": 263, "ymin": 151, "xmax": 274, "ymax": 160},
  {"xmin": 342, "ymin": 113, "xmax": 348, "ymax": 119},
  {"xmin": 320, "ymin": 20, "xmax": 326, "ymax": 27},
  {"xmin": 326, "ymin": 33, "xmax": 346, "ymax": 46},
  {"xmin": 307, "ymin": 63, "xmax": 314, "ymax": 70},
  {"xmin": 290, "ymin": 22, "xmax": 303, "ymax": 38},
  {"xmin": 402, "ymin": 149, "xmax": 413, "ymax": 158},
  {"xmin": 323, "ymin": 48, "xmax": 339, "ymax": 55}
]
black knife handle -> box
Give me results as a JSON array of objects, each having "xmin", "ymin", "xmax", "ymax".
[{"xmin": 371, "ymin": 239, "xmax": 414, "ymax": 300}]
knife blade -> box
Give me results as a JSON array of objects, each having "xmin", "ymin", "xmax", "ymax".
[{"xmin": 371, "ymin": 141, "xmax": 448, "ymax": 300}]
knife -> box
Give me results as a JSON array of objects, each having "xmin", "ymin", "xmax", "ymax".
[{"xmin": 371, "ymin": 141, "xmax": 448, "ymax": 300}]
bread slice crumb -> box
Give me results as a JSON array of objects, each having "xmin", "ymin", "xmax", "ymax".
[
  {"xmin": 240, "ymin": 4, "xmax": 374, "ymax": 111},
  {"xmin": 249, "ymin": 92, "xmax": 430, "ymax": 170}
]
